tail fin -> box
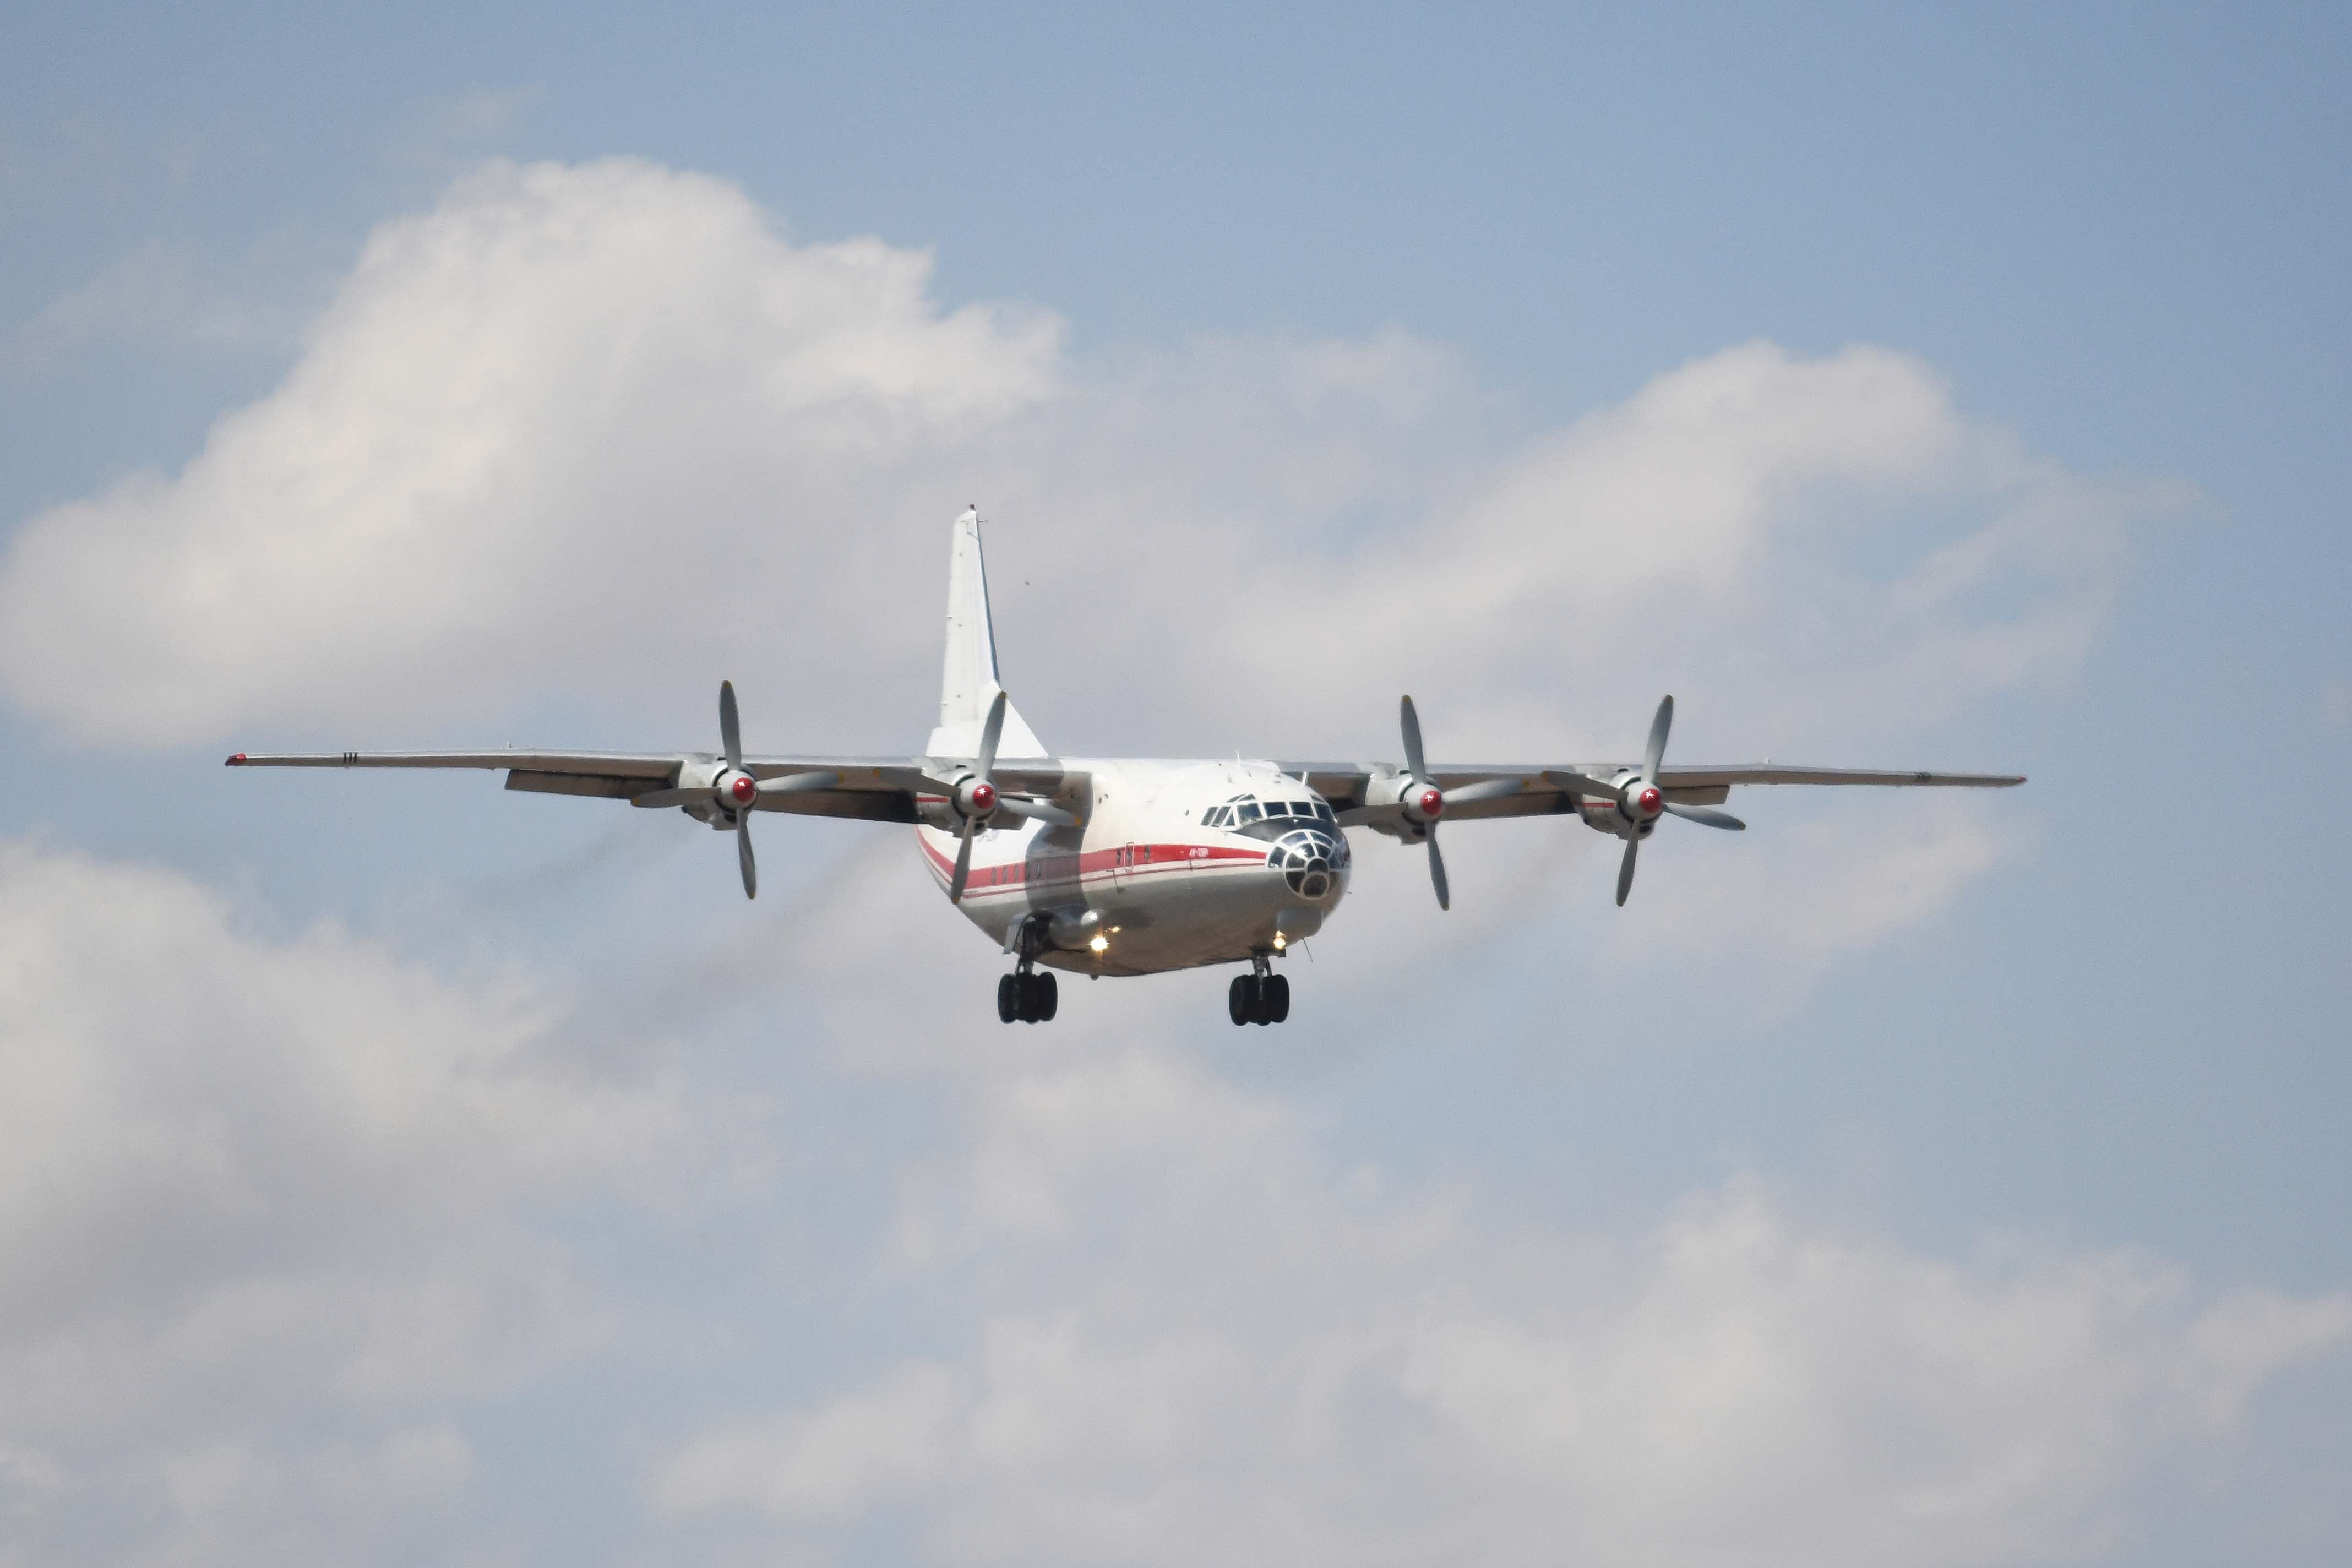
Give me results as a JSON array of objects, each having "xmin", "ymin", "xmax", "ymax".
[{"xmin": 929, "ymin": 507, "xmax": 1047, "ymax": 758}]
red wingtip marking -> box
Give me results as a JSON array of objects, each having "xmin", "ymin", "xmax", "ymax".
[{"xmin": 226, "ymin": 753, "xmax": 246, "ymax": 765}]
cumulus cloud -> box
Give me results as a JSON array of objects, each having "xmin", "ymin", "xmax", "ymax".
[
  {"xmin": 1, "ymin": 830, "xmax": 2346, "ymax": 1565},
  {"xmin": 0, "ymin": 837, "xmax": 762, "ymax": 1560},
  {"xmin": 645, "ymin": 1041, "xmax": 2352, "ymax": 1567},
  {"xmin": 0, "ymin": 155, "xmax": 2157, "ymax": 769},
  {"xmin": 0, "ymin": 158, "xmax": 1064, "ymax": 748}
]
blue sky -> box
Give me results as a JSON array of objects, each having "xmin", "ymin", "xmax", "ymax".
[{"xmin": 2, "ymin": 7, "xmax": 2347, "ymax": 1563}]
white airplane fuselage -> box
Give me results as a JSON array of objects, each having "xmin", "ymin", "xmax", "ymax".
[{"xmin": 913, "ymin": 759, "xmax": 1352, "ymax": 976}]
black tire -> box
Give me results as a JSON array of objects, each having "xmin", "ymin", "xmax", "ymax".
[
  {"xmin": 1228, "ymin": 974, "xmax": 1254, "ymax": 1026},
  {"xmin": 1037, "ymin": 971, "xmax": 1058, "ymax": 1021},
  {"xmin": 1266, "ymin": 973, "xmax": 1291, "ymax": 1023},
  {"xmin": 1017, "ymin": 973, "xmax": 1041, "ymax": 1023},
  {"xmin": 997, "ymin": 973, "xmax": 1019, "ymax": 1024}
]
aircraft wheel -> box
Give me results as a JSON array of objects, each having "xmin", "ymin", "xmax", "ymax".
[
  {"xmin": 998, "ymin": 974, "xmax": 1019, "ymax": 1024},
  {"xmin": 1228, "ymin": 975, "xmax": 1254, "ymax": 1026},
  {"xmin": 1037, "ymin": 972, "xmax": 1058, "ymax": 1022},
  {"xmin": 1265, "ymin": 973, "xmax": 1291, "ymax": 1023}
]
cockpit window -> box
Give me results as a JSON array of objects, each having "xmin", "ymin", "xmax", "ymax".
[{"xmin": 1211, "ymin": 792, "xmax": 1335, "ymax": 829}]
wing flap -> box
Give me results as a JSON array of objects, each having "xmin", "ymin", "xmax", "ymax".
[
  {"xmin": 752, "ymin": 788, "xmax": 920, "ymax": 824},
  {"xmin": 505, "ymin": 769, "xmax": 647, "ymax": 800}
]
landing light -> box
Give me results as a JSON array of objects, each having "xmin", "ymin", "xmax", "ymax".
[
  {"xmin": 1089, "ymin": 934, "xmax": 1109, "ymax": 954},
  {"xmin": 1272, "ymin": 934, "xmax": 1287, "ymax": 951}
]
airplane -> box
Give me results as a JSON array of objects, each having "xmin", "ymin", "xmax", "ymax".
[{"xmin": 228, "ymin": 508, "xmax": 2024, "ymax": 1027}]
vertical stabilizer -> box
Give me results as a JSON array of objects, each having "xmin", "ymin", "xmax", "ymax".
[{"xmin": 929, "ymin": 507, "xmax": 1046, "ymax": 758}]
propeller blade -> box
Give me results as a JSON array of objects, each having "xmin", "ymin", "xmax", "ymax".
[
  {"xmin": 629, "ymin": 787, "xmax": 702, "ymax": 809},
  {"xmin": 1642, "ymin": 694, "xmax": 1673, "ymax": 785},
  {"xmin": 1664, "ymin": 802, "xmax": 1745, "ymax": 830},
  {"xmin": 949, "ymin": 815, "xmax": 978, "ymax": 902},
  {"xmin": 737, "ymin": 812, "xmax": 757, "ymax": 899},
  {"xmin": 1336, "ymin": 802, "xmax": 1408, "ymax": 826},
  {"xmin": 720, "ymin": 680, "xmax": 744, "ymax": 773},
  {"xmin": 1442, "ymin": 777, "xmax": 1523, "ymax": 807},
  {"xmin": 976, "ymin": 689, "xmax": 1008, "ymax": 780},
  {"xmin": 1615, "ymin": 836, "xmax": 1640, "ymax": 906},
  {"xmin": 756, "ymin": 769, "xmax": 837, "ymax": 796},
  {"xmin": 1427, "ymin": 823, "xmax": 1451, "ymax": 911},
  {"xmin": 994, "ymin": 796, "xmax": 1077, "ymax": 827},
  {"xmin": 1399, "ymin": 694, "xmax": 1429, "ymax": 782},
  {"xmin": 1541, "ymin": 769, "xmax": 1622, "ymax": 802}
]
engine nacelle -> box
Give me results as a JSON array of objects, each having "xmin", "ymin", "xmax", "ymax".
[
  {"xmin": 1575, "ymin": 771, "xmax": 1642, "ymax": 840},
  {"xmin": 1357, "ymin": 767, "xmax": 1426, "ymax": 841},
  {"xmin": 914, "ymin": 770, "xmax": 981, "ymax": 832},
  {"xmin": 663, "ymin": 758, "xmax": 734, "ymax": 827}
]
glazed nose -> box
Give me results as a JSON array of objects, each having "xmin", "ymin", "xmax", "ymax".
[{"xmin": 1271, "ymin": 830, "xmax": 1348, "ymax": 902}]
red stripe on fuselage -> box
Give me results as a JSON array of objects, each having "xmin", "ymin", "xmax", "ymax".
[{"xmin": 913, "ymin": 834, "xmax": 1268, "ymax": 896}]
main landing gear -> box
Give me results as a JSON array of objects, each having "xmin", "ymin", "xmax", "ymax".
[
  {"xmin": 999, "ymin": 970, "xmax": 1057, "ymax": 1023},
  {"xmin": 998, "ymin": 919, "xmax": 1058, "ymax": 1023},
  {"xmin": 1228, "ymin": 953, "xmax": 1291, "ymax": 1026}
]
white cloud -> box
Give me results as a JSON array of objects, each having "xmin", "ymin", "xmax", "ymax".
[
  {"xmin": 0, "ymin": 155, "xmax": 2155, "ymax": 771},
  {"xmin": 1584, "ymin": 790, "xmax": 2037, "ymax": 1012},
  {"xmin": 656, "ymin": 1363, "xmax": 959, "ymax": 1520},
  {"xmin": 0, "ymin": 832, "xmax": 2345, "ymax": 1564},
  {"xmin": 0, "ymin": 837, "xmax": 750, "ymax": 1560},
  {"xmin": 647, "ymin": 1042, "xmax": 2352, "ymax": 1567},
  {"xmin": 14, "ymin": 238, "xmax": 301, "ymax": 356},
  {"xmin": 0, "ymin": 157, "xmax": 1064, "ymax": 749}
]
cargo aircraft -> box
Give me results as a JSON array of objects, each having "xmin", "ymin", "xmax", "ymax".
[{"xmin": 230, "ymin": 509, "xmax": 2024, "ymax": 1026}]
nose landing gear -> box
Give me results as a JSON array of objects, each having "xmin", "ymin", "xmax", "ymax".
[
  {"xmin": 1228, "ymin": 952, "xmax": 1291, "ymax": 1026},
  {"xmin": 998, "ymin": 918, "xmax": 1058, "ymax": 1023}
]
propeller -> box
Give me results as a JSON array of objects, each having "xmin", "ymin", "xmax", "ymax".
[
  {"xmin": 628, "ymin": 680, "xmax": 837, "ymax": 900},
  {"xmin": 1546, "ymin": 695, "xmax": 1745, "ymax": 907},
  {"xmin": 915, "ymin": 689, "xmax": 1080, "ymax": 902},
  {"xmin": 1385, "ymin": 695, "xmax": 1522, "ymax": 911},
  {"xmin": 948, "ymin": 692, "xmax": 1005, "ymax": 902}
]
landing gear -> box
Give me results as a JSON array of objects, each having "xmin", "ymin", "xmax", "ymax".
[
  {"xmin": 998, "ymin": 969, "xmax": 1058, "ymax": 1023},
  {"xmin": 998, "ymin": 922, "xmax": 1058, "ymax": 1023},
  {"xmin": 1228, "ymin": 955, "xmax": 1291, "ymax": 1026}
]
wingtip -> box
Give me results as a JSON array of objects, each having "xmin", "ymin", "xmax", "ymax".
[{"xmin": 225, "ymin": 753, "xmax": 246, "ymax": 766}]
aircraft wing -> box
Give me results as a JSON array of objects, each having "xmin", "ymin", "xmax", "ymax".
[
  {"xmin": 225, "ymin": 749, "xmax": 1084, "ymax": 825},
  {"xmin": 1283, "ymin": 760, "xmax": 2026, "ymax": 824}
]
